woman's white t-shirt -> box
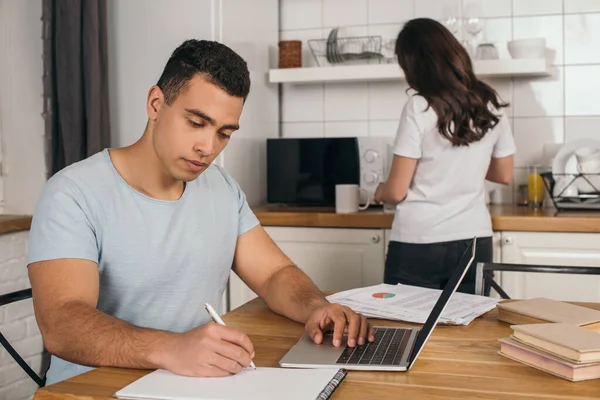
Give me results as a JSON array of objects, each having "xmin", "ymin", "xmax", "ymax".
[{"xmin": 389, "ymin": 94, "xmax": 516, "ymax": 244}]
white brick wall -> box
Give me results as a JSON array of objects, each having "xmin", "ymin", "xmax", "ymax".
[{"xmin": 0, "ymin": 231, "xmax": 46, "ymax": 400}]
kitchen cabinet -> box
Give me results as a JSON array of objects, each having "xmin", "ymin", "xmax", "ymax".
[
  {"xmin": 229, "ymin": 225, "xmax": 600, "ymax": 310},
  {"xmin": 499, "ymin": 231, "xmax": 600, "ymax": 302},
  {"xmin": 229, "ymin": 227, "xmax": 386, "ymax": 311}
]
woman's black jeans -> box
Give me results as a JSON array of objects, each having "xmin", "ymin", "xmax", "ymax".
[{"xmin": 384, "ymin": 236, "xmax": 493, "ymax": 296}]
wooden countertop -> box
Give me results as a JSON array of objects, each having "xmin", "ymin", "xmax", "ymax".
[
  {"xmin": 0, "ymin": 214, "xmax": 32, "ymax": 235},
  {"xmin": 252, "ymin": 204, "xmax": 600, "ymax": 233},
  {"xmin": 34, "ymin": 298, "xmax": 600, "ymax": 400}
]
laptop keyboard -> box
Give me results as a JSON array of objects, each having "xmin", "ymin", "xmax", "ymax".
[{"xmin": 336, "ymin": 327, "xmax": 411, "ymax": 366}]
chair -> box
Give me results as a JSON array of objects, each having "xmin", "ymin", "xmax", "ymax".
[
  {"xmin": 0, "ymin": 289, "xmax": 46, "ymax": 387},
  {"xmin": 474, "ymin": 262, "xmax": 600, "ymax": 299}
]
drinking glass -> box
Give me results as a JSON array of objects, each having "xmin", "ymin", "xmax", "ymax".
[{"xmin": 527, "ymin": 165, "xmax": 545, "ymax": 208}]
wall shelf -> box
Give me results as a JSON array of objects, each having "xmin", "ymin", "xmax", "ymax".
[{"xmin": 268, "ymin": 59, "xmax": 551, "ymax": 84}]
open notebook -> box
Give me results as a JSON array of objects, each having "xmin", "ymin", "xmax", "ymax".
[{"xmin": 115, "ymin": 367, "xmax": 347, "ymax": 400}]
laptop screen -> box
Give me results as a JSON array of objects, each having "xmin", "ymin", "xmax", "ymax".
[{"xmin": 408, "ymin": 237, "xmax": 477, "ymax": 366}]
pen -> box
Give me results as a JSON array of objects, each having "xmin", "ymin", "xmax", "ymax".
[{"xmin": 205, "ymin": 303, "xmax": 256, "ymax": 370}]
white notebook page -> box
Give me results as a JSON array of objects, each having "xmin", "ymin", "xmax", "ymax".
[{"xmin": 115, "ymin": 367, "xmax": 343, "ymax": 400}]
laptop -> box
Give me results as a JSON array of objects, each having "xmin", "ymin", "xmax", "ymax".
[{"xmin": 279, "ymin": 237, "xmax": 477, "ymax": 371}]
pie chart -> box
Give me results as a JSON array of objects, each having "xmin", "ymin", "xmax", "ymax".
[{"xmin": 372, "ymin": 292, "xmax": 395, "ymax": 299}]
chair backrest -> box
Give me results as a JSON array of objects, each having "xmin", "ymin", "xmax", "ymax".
[
  {"xmin": 474, "ymin": 262, "xmax": 600, "ymax": 298},
  {"xmin": 0, "ymin": 289, "xmax": 46, "ymax": 387}
]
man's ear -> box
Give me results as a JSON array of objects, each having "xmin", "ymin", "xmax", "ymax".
[{"xmin": 147, "ymin": 85, "xmax": 165, "ymax": 120}]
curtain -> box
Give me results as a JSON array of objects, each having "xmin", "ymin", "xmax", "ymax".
[{"xmin": 42, "ymin": 0, "xmax": 110, "ymax": 177}]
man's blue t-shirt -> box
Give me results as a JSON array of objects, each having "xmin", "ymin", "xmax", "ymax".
[{"xmin": 27, "ymin": 149, "xmax": 259, "ymax": 385}]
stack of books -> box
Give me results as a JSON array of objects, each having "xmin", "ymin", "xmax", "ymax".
[
  {"xmin": 499, "ymin": 323, "xmax": 600, "ymax": 381},
  {"xmin": 496, "ymin": 298, "xmax": 600, "ymax": 381},
  {"xmin": 496, "ymin": 297, "xmax": 600, "ymax": 332}
]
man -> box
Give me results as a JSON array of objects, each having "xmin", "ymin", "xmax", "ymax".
[{"xmin": 27, "ymin": 39, "xmax": 374, "ymax": 385}]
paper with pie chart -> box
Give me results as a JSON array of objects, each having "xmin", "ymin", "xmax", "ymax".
[
  {"xmin": 326, "ymin": 283, "xmax": 499, "ymax": 325},
  {"xmin": 372, "ymin": 292, "xmax": 396, "ymax": 299}
]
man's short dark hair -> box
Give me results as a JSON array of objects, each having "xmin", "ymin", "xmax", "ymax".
[{"xmin": 156, "ymin": 39, "xmax": 251, "ymax": 105}]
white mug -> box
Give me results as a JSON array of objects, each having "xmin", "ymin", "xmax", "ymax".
[
  {"xmin": 575, "ymin": 147, "xmax": 600, "ymax": 174},
  {"xmin": 335, "ymin": 184, "xmax": 369, "ymax": 213}
]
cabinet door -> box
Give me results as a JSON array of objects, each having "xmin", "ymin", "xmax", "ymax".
[
  {"xmin": 229, "ymin": 227, "xmax": 386, "ymax": 311},
  {"xmin": 500, "ymin": 231, "xmax": 600, "ymax": 302}
]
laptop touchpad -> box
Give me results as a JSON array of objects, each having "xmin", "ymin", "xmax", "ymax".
[{"xmin": 290, "ymin": 333, "xmax": 346, "ymax": 362}]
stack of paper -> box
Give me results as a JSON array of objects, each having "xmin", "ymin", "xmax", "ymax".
[{"xmin": 327, "ymin": 283, "xmax": 499, "ymax": 325}]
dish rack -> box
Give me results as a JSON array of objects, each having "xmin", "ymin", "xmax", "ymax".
[
  {"xmin": 541, "ymin": 172, "xmax": 600, "ymax": 211},
  {"xmin": 308, "ymin": 28, "xmax": 384, "ymax": 66}
]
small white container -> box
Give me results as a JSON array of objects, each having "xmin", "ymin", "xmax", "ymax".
[{"xmin": 507, "ymin": 38, "xmax": 546, "ymax": 59}]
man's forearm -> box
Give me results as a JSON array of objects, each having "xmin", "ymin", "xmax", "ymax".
[
  {"xmin": 42, "ymin": 301, "xmax": 174, "ymax": 369},
  {"xmin": 262, "ymin": 265, "xmax": 329, "ymax": 324}
]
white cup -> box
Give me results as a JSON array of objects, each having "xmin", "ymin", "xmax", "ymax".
[
  {"xmin": 335, "ymin": 184, "xmax": 369, "ymax": 213},
  {"xmin": 575, "ymin": 147, "xmax": 600, "ymax": 174}
]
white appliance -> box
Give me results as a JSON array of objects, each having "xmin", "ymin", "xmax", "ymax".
[{"xmin": 358, "ymin": 136, "xmax": 394, "ymax": 204}]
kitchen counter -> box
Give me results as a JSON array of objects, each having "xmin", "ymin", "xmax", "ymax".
[
  {"xmin": 252, "ymin": 204, "xmax": 600, "ymax": 233},
  {"xmin": 2, "ymin": 206, "xmax": 598, "ymax": 235},
  {"xmin": 0, "ymin": 215, "xmax": 32, "ymax": 235}
]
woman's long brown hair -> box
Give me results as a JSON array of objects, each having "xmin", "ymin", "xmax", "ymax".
[{"xmin": 395, "ymin": 18, "xmax": 509, "ymax": 146}]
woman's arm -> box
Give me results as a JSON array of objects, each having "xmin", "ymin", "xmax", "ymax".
[
  {"xmin": 486, "ymin": 155, "xmax": 514, "ymax": 185},
  {"xmin": 373, "ymin": 155, "xmax": 418, "ymax": 204}
]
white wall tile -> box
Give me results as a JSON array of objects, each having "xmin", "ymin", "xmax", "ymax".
[
  {"xmin": 480, "ymin": 78, "xmax": 514, "ymax": 117},
  {"xmin": 369, "ymin": 120, "xmax": 399, "ymax": 139},
  {"xmin": 280, "ymin": 0, "xmax": 322, "ymax": 31},
  {"xmin": 465, "ymin": 0, "xmax": 512, "ymax": 18},
  {"xmin": 415, "ymin": 0, "xmax": 461, "ymax": 20},
  {"xmin": 565, "ymin": 0, "xmax": 600, "ymax": 14},
  {"xmin": 513, "ymin": 15, "xmax": 564, "ymax": 65},
  {"xmin": 324, "ymin": 83, "xmax": 369, "ymax": 121},
  {"xmin": 565, "ymin": 65, "xmax": 600, "ymax": 115},
  {"xmin": 323, "ymin": 0, "xmax": 368, "ymax": 27},
  {"xmin": 328, "ymin": 25, "xmax": 369, "ymax": 38},
  {"xmin": 565, "ymin": 117, "xmax": 600, "ymax": 142},
  {"xmin": 513, "ymin": 117, "xmax": 564, "ymax": 167},
  {"xmin": 513, "ymin": 0, "xmax": 563, "ymax": 16},
  {"xmin": 513, "ymin": 67, "xmax": 564, "ymax": 117},
  {"xmin": 368, "ymin": 0, "xmax": 414, "ymax": 24},
  {"xmin": 565, "ymin": 14, "xmax": 600, "ymax": 65},
  {"xmin": 368, "ymin": 81, "xmax": 410, "ymax": 120},
  {"xmin": 280, "ymin": 29, "xmax": 324, "ymax": 68},
  {"xmin": 325, "ymin": 121, "xmax": 369, "ymax": 137},
  {"xmin": 479, "ymin": 18, "xmax": 513, "ymax": 60},
  {"xmin": 281, "ymin": 122, "xmax": 325, "ymax": 138},
  {"xmin": 282, "ymin": 84, "xmax": 324, "ymax": 122}
]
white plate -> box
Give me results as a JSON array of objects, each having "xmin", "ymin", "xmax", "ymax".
[{"xmin": 552, "ymin": 139, "xmax": 600, "ymax": 193}]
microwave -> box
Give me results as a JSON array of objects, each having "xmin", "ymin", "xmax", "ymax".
[{"xmin": 266, "ymin": 137, "xmax": 392, "ymax": 206}]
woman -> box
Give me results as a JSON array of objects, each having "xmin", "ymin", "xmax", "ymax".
[{"xmin": 373, "ymin": 18, "xmax": 515, "ymax": 295}]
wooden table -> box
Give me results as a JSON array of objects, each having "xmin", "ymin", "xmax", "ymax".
[{"xmin": 34, "ymin": 299, "xmax": 600, "ymax": 400}]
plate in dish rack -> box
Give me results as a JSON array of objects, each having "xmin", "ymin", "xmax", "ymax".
[{"xmin": 552, "ymin": 139, "xmax": 600, "ymax": 193}]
